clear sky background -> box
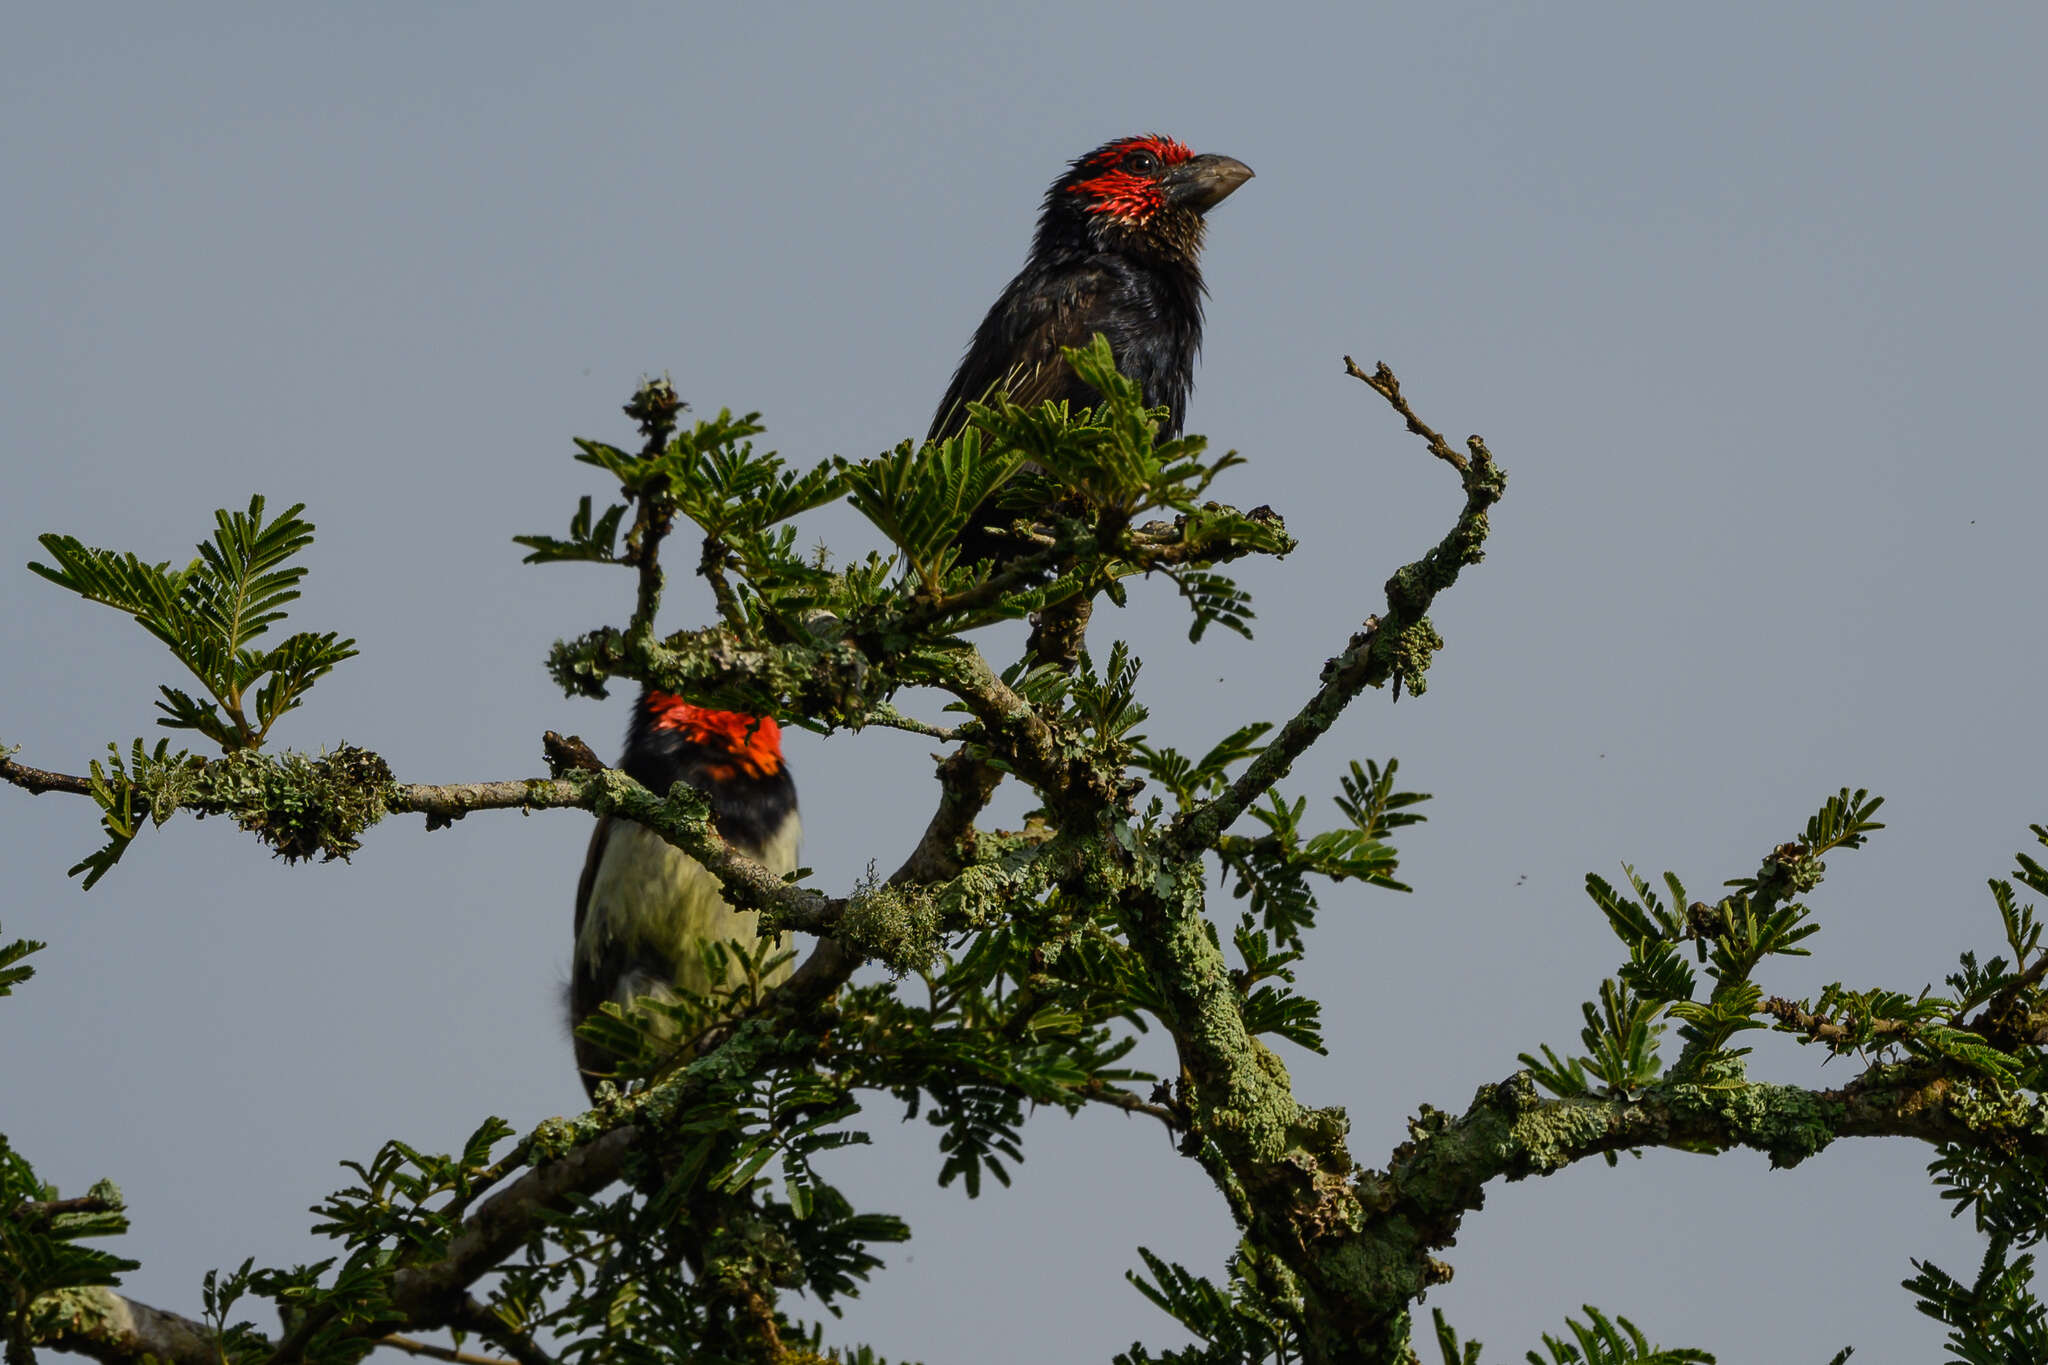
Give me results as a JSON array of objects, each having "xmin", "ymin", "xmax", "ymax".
[{"xmin": 4, "ymin": 4, "xmax": 2045, "ymax": 1361}]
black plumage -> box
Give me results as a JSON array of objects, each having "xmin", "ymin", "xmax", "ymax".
[{"xmin": 929, "ymin": 135, "xmax": 1253, "ymax": 446}]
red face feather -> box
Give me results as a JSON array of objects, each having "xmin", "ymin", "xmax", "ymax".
[
  {"xmin": 644, "ymin": 692, "xmax": 784, "ymax": 778},
  {"xmin": 1067, "ymin": 135, "xmax": 1194, "ymax": 225}
]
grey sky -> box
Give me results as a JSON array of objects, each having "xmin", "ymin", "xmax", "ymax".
[{"xmin": 4, "ymin": 4, "xmax": 2044, "ymax": 1360}]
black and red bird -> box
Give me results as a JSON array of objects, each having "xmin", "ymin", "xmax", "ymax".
[
  {"xmin": 570, "ymin": 689, "xmax": 799, "ymax": 1099},
  {"xmin": 929, "ymin": 134, "xmax": 1253, "ymax": 447}
]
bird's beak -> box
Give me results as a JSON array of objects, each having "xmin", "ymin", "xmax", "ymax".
[{"xmin": 1163, "ymin": 154, "xmax": 1254, "ymax": 212}]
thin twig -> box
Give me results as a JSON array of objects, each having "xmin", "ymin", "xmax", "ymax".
[
  {"xmin": 1167, "ymin": 361, "xmax": 1503, "ymax": 857},
  {"xmin": 0, "ymin": 751, "xmax": 93, "ymax": 797},
  {"xmin": 1762, "ymin": 996, "xmax": 1910, "ymax": 1046},
  {"xmin": 863, "ymin": 704, "xmax": 968, "ymax": 743},
  {"xmin": 697, "ymin": 535, "xmax": 749, "ymax": 634},
  {"xmin": 1344, "ymin": 356, "xmax": 1468, "ymax": 472},
  {"xmin": 375, "ymin": 1334, "xmax": 512, "ymax": 1365},
  {"xmin": 443, "ymin": 1296, "xmax": 559, "ymax": 1365},
  {"xmin": 1074, "ymin": 1080, "xmax": 1181, "ymax": 1130}
]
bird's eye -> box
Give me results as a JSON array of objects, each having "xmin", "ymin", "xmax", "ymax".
[{"xmin": 1122, "ymin": 150, "xmax": 1160, "ymax": 174}]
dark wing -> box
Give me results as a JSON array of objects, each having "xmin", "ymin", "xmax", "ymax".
[
  {"xmin": 929, "ymin": 260, "xmax": 1128, "ymax": 441},
  {"xmin": 573, "ymin": 815, "xmax": 611, "ymax": 945}
]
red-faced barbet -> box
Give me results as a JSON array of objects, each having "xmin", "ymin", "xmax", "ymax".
[{"xmin": 570, "ymin": 689, "xmax": 798, "ymax": 1098}]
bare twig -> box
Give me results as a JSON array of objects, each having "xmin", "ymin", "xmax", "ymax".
[
  {"xmin": 1167, "ymin": 363, "xmax": 1503, "ymax": 858},
  {"xmin": 0, "ymin": 751, "xmax": 93, "ymax": 797},
  {"xmin": 862, "ymin": 704, "xmax": 968, "ymax": 743},
  {"xmin": 1344, "ymin": 357, "xmax": 1467, "ymax": 472},
  {"xmin": 1074, "ymin": 1079, "xmax": 1182, "ymax": 1130},
  {"xmin": 375, "ymin": 1333, "xmax": 513, "ymax": 1365}
]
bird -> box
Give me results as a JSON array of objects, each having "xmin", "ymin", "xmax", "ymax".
[
  {"xmin": 570, "ymin": 688, "xmax": 799, "ymax": 1099},
  {"xmin": 929, "ymin": 134, "xmax": 1253, "ymax": 450}
]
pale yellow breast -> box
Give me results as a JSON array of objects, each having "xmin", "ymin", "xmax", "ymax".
[{"xmin": 577, "ymin": 816, "xmax": 801, "ymax": 1002}]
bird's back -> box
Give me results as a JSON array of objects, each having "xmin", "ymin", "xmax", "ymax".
[{"xmin": 929, "ymin": 250, "xmax": 1204, "ymax": 444}]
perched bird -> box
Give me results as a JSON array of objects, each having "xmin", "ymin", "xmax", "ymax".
[
  {"xmin": 570, "ymin": 689, "xmax": 799, "ymax": 1099},
  {"xmin": 929, "ymin": 134, "xmax": 1253, "ymax": 447}
]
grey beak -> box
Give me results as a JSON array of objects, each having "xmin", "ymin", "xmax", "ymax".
[{"xmin": 1163, "ymin": 154, "xmax": 1254, "ymax": 212}]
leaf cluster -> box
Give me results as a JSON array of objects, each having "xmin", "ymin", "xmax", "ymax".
[
  {"xmin": 521, "ymin": 409, "xmax": 845, "ymax": 604},
  {"xmin": 0, "ymin": 928, "xmax": 43, "ymax": 998},
  {"xmin": 30, "ymin": 496, "xmax": 355, "ymax": 752},
  {"xmin": 839, "ymin": 916, "xmax": 1155, "ymax": 1197},
  {"xmin": 1214, "ymin": 760, "xmax": 1427, "ymax": 951},
  {"xmin": 1, "ymin": 937, "xmax": 139, "ymax": 1363},
  {"xmin": 61, "ymin": 738, "xmax": 395, "ymax": 890},
  {"xmin": 11, "ymin": 345, "xmax": 1486, "ymax": 1364},
  {"xmin": 1522, "ymin": 791, "xmax": 1887, "ymax": 1101},
  {"xmin": 2, "ymin": 1149, "xmax": 137, "ymax": 1364},
  {"xmin": 1113, "ymin": 1249, "xmax": 1296, "ymax": 1365},
  {"xmin": 1906, "ymin": 1242, "xmax": 2048, "ymax": 1365},
  {"xmin": 1430, "ymin": 1306, "xmax": 1713, "ymax": 1365},
  {"xmin": 527, "ymin": 338, "xmax": 1295, "ymax": 727}
]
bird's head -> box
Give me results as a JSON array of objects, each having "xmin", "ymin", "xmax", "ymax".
[
  {"xmin": 643, "ymin": 692, "xmax": 785, "ymax": 780},
  {"xmin": 1043, "ymin": 135, "xmax": 1253, "ymax": 260}
]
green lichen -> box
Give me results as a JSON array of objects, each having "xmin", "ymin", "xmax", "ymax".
[
  {"xmin": 1381, "ymin": 617, "xmax": 1445, "ymax": 698},
  {"xmin": 835, "ymin": 883, "xmax": 942, "ymax": 975},
  {"xmin": 1669, "ymin": 1081, "xmax": 1837, "ymax": 1168},
  {"xmin": 190, "ymin": 744, "xmax": 397, "ymax": 863}
]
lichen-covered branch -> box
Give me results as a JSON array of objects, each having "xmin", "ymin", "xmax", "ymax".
[
  {"xmin": 21, "ymin": 1019, "xmax": 792, "ymax": 1365},
  {"xmin": 1168, "ymin": 365, "xmax": 1504, "ymax": 857},
  {"xmin": 26, "ymin": 1288, "xmax": 223, "ymax": 1365},
  {"xmin": 1327, "ymin": 1060, "xmax": 2048, "ymax": 1351},
  {"xmin": 9, "ymin": 354, "xmax": 1517, "ymax": 1365}
]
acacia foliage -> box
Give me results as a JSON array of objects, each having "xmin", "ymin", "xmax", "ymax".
[{"xmin": 6, "ymin": 341, "xmax": 2046, "ymax": 1365}]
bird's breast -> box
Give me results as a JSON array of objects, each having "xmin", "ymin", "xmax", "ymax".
[{"xmin": 575, "ymin": 813, "xmax": 801, "ymax": 1000}]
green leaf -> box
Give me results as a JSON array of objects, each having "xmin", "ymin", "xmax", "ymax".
[
  {"xmin": 1525, "ymin": 1305, "xmax": 1714, "ymax": 1364},
  {"xmin": 839, "ymin": 430, "xmax": 1023, "ymax": 583},
  {"xmin": 1168, "ymin": 567, "xmax": 1257, "ymax": 642},
  {"xmin": 1116, "ymin": 1247, "xmax": 1292, "ymax": 1365},
  {"xmin": 0, "ymin": 927, "xmax": 47, "ymax": 996},
  {"xmin": 30, "ymin": 496, "xmax": 350, "ymax": 751},
  {"xmin": 514, "ymin": 494, "xmax": 630, "ymax": 564}
]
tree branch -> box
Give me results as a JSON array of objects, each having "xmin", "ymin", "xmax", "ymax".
[
  {"xmin": 1762, "ymin": 995, "xmax": 1912, "ymax": 1047},
  {"xmin": 1342, "ymin": 357, "xmax": 1469, "ymax": 473},
  {"xmin": 1326, "ymin": 1061, "xmax": 2048, "ymax": 1344},
  {"xmin": 8, "ymin": 1192, "xmax": 118, "ymax": 1229},
  {"xmin": 1074, "ymin": 1079, "xmax": 1182, "ymax": 1130},
  {"xmin": 0, "ymin": 750, "xmax": 92, "ymax": 797},
  {"xmin": 619, "ymin": 379, "xmax": 684, "ymax": 645},
  {"xmin": 437, "ymin": 1296, "xmax": 558, "ymax": 1365},
  {"xmin": 1166, "ymin": 365, "xmax": 1503, "ymax": 858},
  {"xmin": 25, "ymin": 1288, "xmax": 221, "ymax": 1365},
  {"xmin": 375, "ymin": 1331, "xmax": 514, "ymax": 1365}
]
